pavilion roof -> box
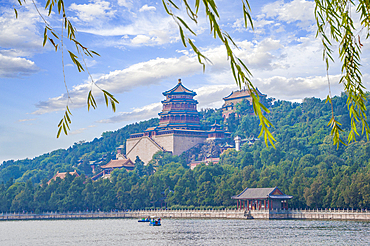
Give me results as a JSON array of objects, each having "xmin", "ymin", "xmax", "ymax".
[
  {"xmin": 48, "ymin": 170, "xmax": 79, "ymax": 184},
  {"xmin": 100, "ymin": 159, "xmax": 135, "ymax": 169},
  {"xmin": 223, "ymin": 88, "xmax": 265, "ymax": 101},
  {"xmin": 232, "ymin": 187, "xmax": 293, "ymax": 200},
  {"xmin": 163, "ymin": 79, "xmax": 196, "ymax": 96},
  {"xmin": 210, "ymin": 121, "xmax": 222, "ymax": 129}
]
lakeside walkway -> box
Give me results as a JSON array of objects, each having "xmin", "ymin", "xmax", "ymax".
[{"xmin": 1, "ymin": 208, "xmax": 370, "ymax": 221}]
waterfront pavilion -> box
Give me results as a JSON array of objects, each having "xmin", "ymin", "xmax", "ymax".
[{"xmin": 231, "ymin": 187, "xmax": 293, "ymax": 210}]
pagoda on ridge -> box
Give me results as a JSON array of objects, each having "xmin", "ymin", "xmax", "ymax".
[
  {"xmin": 125, "ymin": 79, "xmax": 228, "ymax": 165},
  {"xmin": 221, "ymin": 88, "xmax": 266, "ymax": 119},
  {"xmin": 158, "ymin": 79, "xmax": 201, "ymax": 130}
]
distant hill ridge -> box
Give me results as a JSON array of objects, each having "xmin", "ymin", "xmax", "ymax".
[
  {"xmin": 1, "ymin": 93, "xmax": 370, "ymax": 211},
  {"xmin": 0, "ymin": 93, "xmax": 369, "ymax": 185}
]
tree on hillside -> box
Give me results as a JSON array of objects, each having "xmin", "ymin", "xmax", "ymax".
[{"xmin": 13, "ymin": 0, "xmax": 370, "ymax": 147}]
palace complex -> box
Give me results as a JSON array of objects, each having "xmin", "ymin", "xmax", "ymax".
[
  {"xmin": 126, "ymin": 79, "xmax": 229, "ymax": 165},
  {"xmin": 221, "ymin": 88, "xmax": 266, "ymax": 119}
]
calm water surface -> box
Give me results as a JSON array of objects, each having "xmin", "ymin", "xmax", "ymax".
[{"xmin": 0, "ymin": 218, "xmax": 369, "ymax": 245}]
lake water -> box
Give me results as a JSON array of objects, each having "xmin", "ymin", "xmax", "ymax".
[{"xmin": 0, "ymin": 218, "xmax": 369, "ymax": 245}]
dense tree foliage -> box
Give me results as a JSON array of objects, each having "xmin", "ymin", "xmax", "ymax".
[
  {"xmin": 1, "ymin": 94, "xmax": 370, "ymax": 212},
  {"xmin": 0, "ymin": 118, "xmax": 158, "ymax": 184}
]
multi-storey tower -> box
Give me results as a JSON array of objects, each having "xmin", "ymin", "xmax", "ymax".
[
  {"xmin": 125, "ymin": 79, "xmax": 229, "ymax": 165},
  {"xmin": 158, "ymin": 79, "xmax": 201, "ymax": 130}
]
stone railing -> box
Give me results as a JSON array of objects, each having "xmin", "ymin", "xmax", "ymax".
[{"xmin": 0, "ymin": 208, "xmax": 369, "ymax": 221}]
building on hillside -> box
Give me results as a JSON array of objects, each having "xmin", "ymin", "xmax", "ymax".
[
  {"xmin": 100, "ymin": 158, "xmax": 135, "ymax": 176},
  {"xmin": 222, "ymin": 88, "xmax": 266, "ymax": 119},
  {"xmin": 92, "ymin": 146, "xmax": 134, "ymax": 180},
  {"xmin": 207, "ymin": 122, "xmax": 228, "ymax": 140},
  {"xmin": 126, "ymin": 79, "xmax": 229, "ymax": 165},
  {"xmin": 189, "ymin": 157, "xmax": 220, "ymax": 170},
  {"xmin": 219, "ymin": 142, "xmax": 234, "ymax": 153},
  {"xmin": 232, "ymin": 187, "xmax": 293, "ymax": 210},
  {"xmin": 48, "ymin": 170, "xmax": 79, "ymax": 184},
  {"xmin": 82, "ymin": 153, "xmax": 109, "ymax": 174}
]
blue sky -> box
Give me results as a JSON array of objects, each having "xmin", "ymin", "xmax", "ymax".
[{"xmin": 1, "ymin": 0, "xmax": 370, "ymax": 163}]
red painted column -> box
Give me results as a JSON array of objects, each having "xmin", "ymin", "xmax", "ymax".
[{"xmin": 247, "ymin": 200, "xmax": 249, "ymax": 210}]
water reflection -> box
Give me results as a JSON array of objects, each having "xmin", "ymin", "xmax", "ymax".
[{"xmin": 0, "ymin": 218, "xmax": 369, "ymax": 245}]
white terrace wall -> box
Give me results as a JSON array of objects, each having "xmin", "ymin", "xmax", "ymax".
[
  {"xmin": 126, "ymin": 137, "xmax": 162, "ymax": 165},
  {"xmin": 126, "ymin": 133, "xmax": 207, "ymax": 165}
]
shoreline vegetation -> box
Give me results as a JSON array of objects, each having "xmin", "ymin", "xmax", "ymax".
[{"xmin": 1, "ymin": 208, "xmax": 370, "ymax": 221}]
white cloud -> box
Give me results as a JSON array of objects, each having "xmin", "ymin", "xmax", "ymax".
[
  {"xmin": 117, "ymin": 0, "xmax": 133, "ymax": 9},
  {"xmin": 233, "ymin": 18, "xmax": 274, "ymax": 33},
  {"xmin": 196, "ymin": 84, "xmax": 238, "ymax": 108},
  {"xmin": 139, "ymin": 4, "xmax": 156, "ymax": 12},
  {"xmin": 68, "ymin": 1, "xmax": 207, "ymax": 47},
  {"xmin": 0, "ymin": 5, "xmax": 42, "ymax": 52},
  {"xmin": 32, "ymin": 54, "xmax": 203, "ymax": 114},
  {"xmin": 255, "ymin": 75, "xmax": 343, "ymax": 101},
  {"xmin": 98, "ymin": 84, "xmax": 238, "ymax": 124},
  {"xmin": 69, "ymin": 0, "xmax": 116, "ymax": 23},
  {"xmin": 85, "ymin": 59, "xmax": 98, "ymax": 67},
  {"xmin": 0, "ymin": 3, "xmax": 43, "ymax": 77},
  {"xmin": 261, "ymin": 0, "xmax": 314, "ymax": 26},
  {"xmin": 0, "ymin": 54, "xmax": 39, "ymax": 78},
  {"xmin": 30, "ymin": 37, "xmax": 289, "ymax": 114},
  {"xmin": 18, "ymin": 118, "xmax": 37, "ymax": 122},
  {"xmin": 131, "ymin": 35, "xmax": 151, "ymax": 45},
  {"xmin": 70, "ymin": 125, "xmax": 96, "ymax": 135},
  {"xmin": 78, "ymin": 14, "xmax": 177, "ymax": 46},
  {"xmin": 98, "ymin": 102, "xmax": 161, "ymax": 123},
  {"xmin": 176, "ymin": 50, "xmax": 189, "ymax": 55}
]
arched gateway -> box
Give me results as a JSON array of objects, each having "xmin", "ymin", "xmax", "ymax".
[{"xmin": 232, "ymin": 187, "xmax": 293, "ymax": 210}]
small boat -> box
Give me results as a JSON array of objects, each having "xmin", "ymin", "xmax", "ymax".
[
  {"xmin": 138, "ymin": 218, "xmax": 150, "ymax": 222},
  {"xmin": 149, "ymin": 218, "xmax": 161, "ymax": 226}
]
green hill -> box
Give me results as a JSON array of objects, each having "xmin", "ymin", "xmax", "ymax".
[{"xmin": 1, "ymin": 93, "xmax": 370, "ymax": 212}]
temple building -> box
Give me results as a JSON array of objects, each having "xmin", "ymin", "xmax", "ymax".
[
  {"xmin": 207, "ymin": 122, "xmax": 228, "ymax": 140},
  {"xmin": 126, "ymin": 79, "xmax": 228, "ymax": 165},
  {"xmin": 232, "ymin": 187, "xmax": 293, "ymax": 210},
  {"xmin": 222, "ymin": 88, "xmax": 266, "ymax": 119},
  {"xmin": 92, "ymin": 146, "xmax": 135, "ymax": 180},
  {"xmin": 99, "ymin": 158, "xmax": 135, "ymax": 175}
]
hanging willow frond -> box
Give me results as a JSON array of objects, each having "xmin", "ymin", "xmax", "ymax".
[{"xmin": 163, "ymin": 0, "xmax": 276, "ymax": 147}]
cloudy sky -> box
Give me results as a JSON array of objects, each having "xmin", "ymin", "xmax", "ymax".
[{"xmin": 1, "ymin": 0, "xmax": 369, "ymax": 163}]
